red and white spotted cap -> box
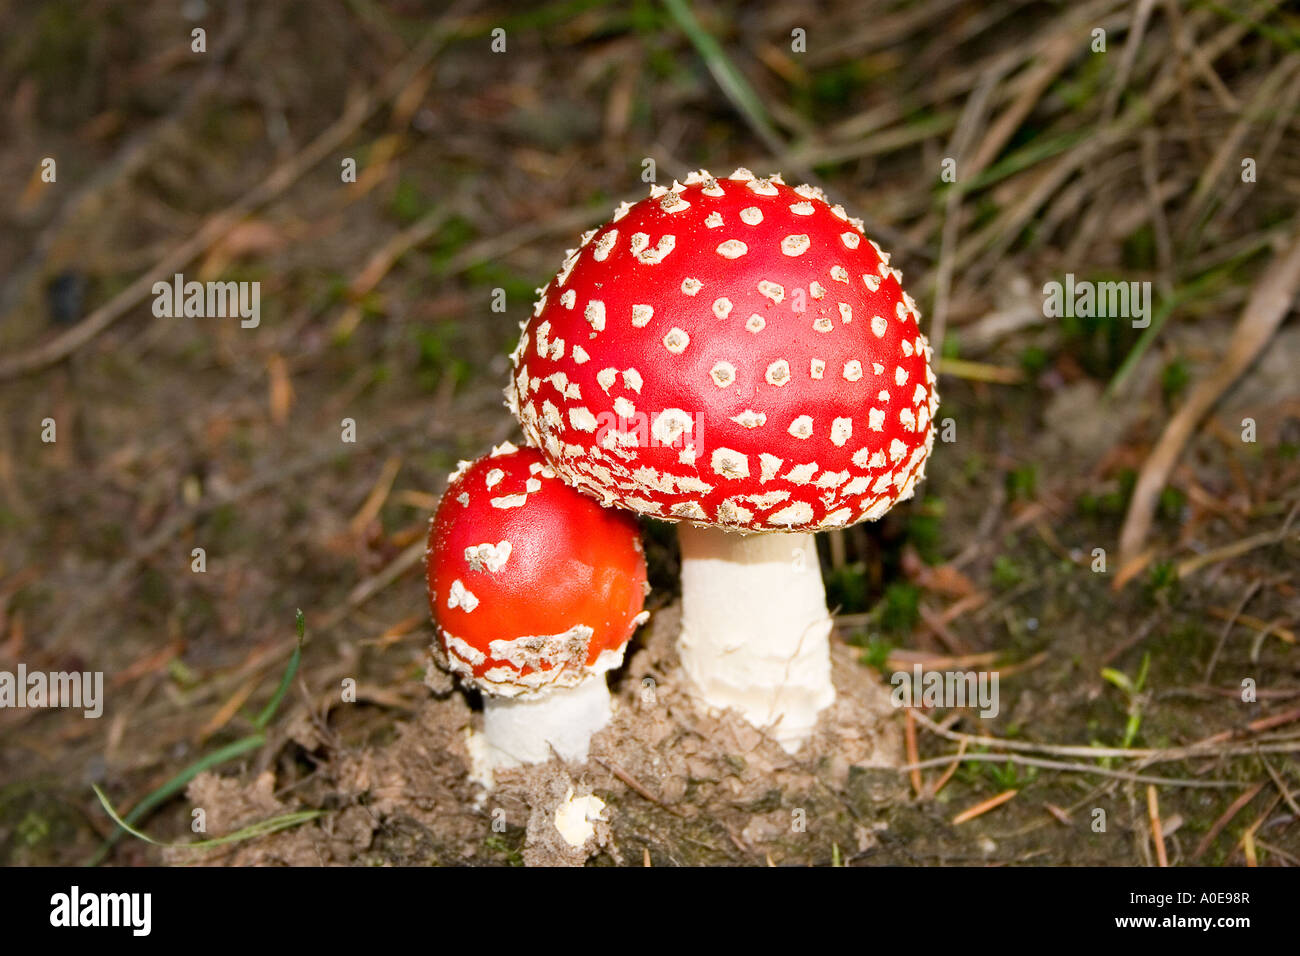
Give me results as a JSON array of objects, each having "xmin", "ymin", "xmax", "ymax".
[
  {"xmin": 508, "ymin": 169, "xmax": 939, "ymax": 532},
  {"xmin": 426, "ymin": 443, "xmax": 649, "ymax": 697}
]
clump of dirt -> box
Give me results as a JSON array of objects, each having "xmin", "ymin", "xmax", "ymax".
[
  {"xmin": 172, "ymin": 604, "xmax": 932, "ymax": 866},
  {"xmin": 164, "ymin": 771, "xmax": 321, "ymax": 866},
  {"xmin": 514, "ymin": 769, "xmax": 615, "ymax": 867},
  {"xmin": 587, "ymin": 602, "xmax": 902, "ymax": 809}
]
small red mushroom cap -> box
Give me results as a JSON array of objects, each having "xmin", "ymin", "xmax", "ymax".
[
  {"xmin": 508, "ymin": 170, "xmax": 939, "ymax": 533},
  {"xmin": 426, "ymin": 443, "xmax": 648, "ymax": 697}
]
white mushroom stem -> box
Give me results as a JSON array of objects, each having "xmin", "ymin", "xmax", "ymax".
[
  {"xmin": 481, "ymin": 676, "xmax": 612, "ymax": 767},
  {"xmin": 676, "ymin": 523, "xmax": 835, "ymax": 751}
]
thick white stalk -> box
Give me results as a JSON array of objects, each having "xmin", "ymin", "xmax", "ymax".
[
  {"xmin": 676, "ymin": 524, "xmax": 835, "ymax": 751},
  {"xmin": 481, "ymin": 676, "xmax": 611, "ymax": 767}
]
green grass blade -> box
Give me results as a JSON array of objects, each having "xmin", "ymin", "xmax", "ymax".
[
  {"xmin": 1106, "ymin": 246, "xmax": 1263, "ymax": 398},
  {"xmin": 87, "ymin": 733, "xmax": 267, "ymax": 865},
  {"xmin": 254, "ymin": 608, "xmax": 306, "ymax": 730},
  {"xmin": 90, "ymin": 608, "xmax": 308, "ymax": 865},
  {"xmin": 92, "ymin": 785, "xmax": 322, "ymax": 851},
  {"xmin": 662, "ymin": 0, "xmax": 785, "ymax": 155}
]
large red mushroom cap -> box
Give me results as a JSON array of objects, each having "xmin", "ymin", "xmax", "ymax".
[
  {"xmin": 426, "ymin": 443, "xmax": 648, "ymax": 697},
  {"xmin": 508, "ymin": 169, "xmax": 938, "ymax": 532}
]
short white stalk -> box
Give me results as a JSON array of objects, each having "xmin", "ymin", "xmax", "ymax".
[
  {"xmin": 481, "ymin": 676, "xmax": 612, "ymax": 767},
  {"xmin": 676, "ymin": 523, "xmax": 835, "ymax": 751}
]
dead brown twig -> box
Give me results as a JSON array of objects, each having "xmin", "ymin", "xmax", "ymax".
[
  {"xmin": 1192, "ymin": 781, "xmax": 1265, "ymax": 862},
  {"xmin": 952, "ymin": 788, "xmax": 1018, "ymax": 825},
  {"xmin": 1147, "ymin": 785, "xmax": 1169, "ymax": 867},
  {"xmin": 1118, "ymin": 225, "xmax": 1300, "ymax": 567},
  {"xmin": 591, "ymin": 756, "xmax": 686, "ymax": 817}
]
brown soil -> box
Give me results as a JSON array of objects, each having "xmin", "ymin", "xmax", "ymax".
[{"xmin": 168, "ymin": 604, "xmax": 916, "ymax": 866}]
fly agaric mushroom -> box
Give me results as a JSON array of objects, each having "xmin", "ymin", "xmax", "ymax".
[
  {"xmin": 426, "ymin": 442, "xmax": 648, "ymax": 766},
  {"xmin": 507, "ymin": 169, "xmax": 938, "ymax": 750}
]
